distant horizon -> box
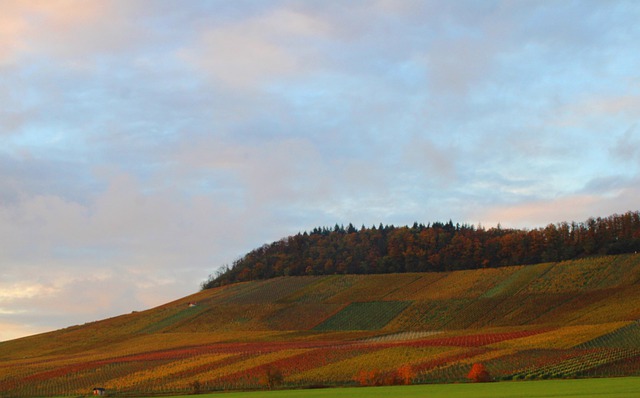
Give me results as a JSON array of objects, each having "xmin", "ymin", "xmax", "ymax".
[{"xmin": 2, "ymin": 0, "xmax": 640, "ymax": 341}]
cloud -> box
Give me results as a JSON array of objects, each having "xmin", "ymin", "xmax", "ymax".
[
  {"xmin": 553, "ymin": 95, "xmax": 640, "ymax": 133},
  {"xmin": 0, "ymin": 282, "xmax": 58, "ymax": 302},
  {"xmin": 180, "ymin": 7, "xmax": 330, "ymax": 89},
  {"xmin": 0, "ymin": 321, "xmax": 49, "ymax": 342},
  {"xmin": 405, "ymin": 136, "xmax": 457, "ymax": 182},
  {"xmin": 2, "ymin": 1, "xmax": 154, "ymax": 62},
  {"xmin": 0, "ymin": 269, "xmax": 172, "ymax": 341},
  {"xmin": 611, "ymin": 124, "xmax": 640, "ymax": 165},
  {"xmin": 0, "ymin": 3, "xmax": 28, "ymax": 65},
  {"xmin": 2, "ymin": 1, "xmax": 640, "ymax": 341},
  {"xmin": 476, "ymin": 180, "xmax": 640, "ymax": 229}
]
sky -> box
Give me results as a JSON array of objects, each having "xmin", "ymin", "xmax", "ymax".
[{"xmin": 1, "ymin": 0, "xmax": 639, "ymax": 341}]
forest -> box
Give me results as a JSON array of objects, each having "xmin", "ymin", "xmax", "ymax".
[{"xmin": 202, "ymin": 211, "xmax": 640, "ymax": 289}]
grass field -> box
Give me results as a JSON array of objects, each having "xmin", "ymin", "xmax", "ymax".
[{"xmin": 152, "ymin": 377, "xmax": 640, "ymax": 398}]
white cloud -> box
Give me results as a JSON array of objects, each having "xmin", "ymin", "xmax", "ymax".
[
  {"xmin": 0, "ymin": 283, "xmax": 58, "ymax": 302},
  {"xmin": 404, "ymin": 136, "xmax": 457, "ymax": 185},
  {"xmin": 0, "ymin": 4, "xmax": 28, "ymax": 65},
  {"xmin": 1, "ymin": 0, "xmax": 640, "ymax": 341},
  {"xmin": 9, "ymin": 1, "xmax": 152, "ymax": 60},
  {"xmin": 475, "ymin": 182, "xmax": 640, "ymax": 229},
  {"xmin": 0, "ymin": 321, "xmax": 49, "ymax": 342},
  {"xmin": 180, "ymin": 7, "xmax": 330, "ymax": 89}
]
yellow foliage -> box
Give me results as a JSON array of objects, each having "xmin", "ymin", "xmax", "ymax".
[
  {"xmin": 326, "ymin": 274, "xmax": 422, "ymax": 303},
  {"xmin": 488, "ymin": 322, "xmax": 629, "ymax": 350},
  {"xmin": 163, "ymin": 349, "xmax": 309, "ymax": 388},
  {"xmin": 289, "ymin": 346, "xmax": 461, "ymax": 383},
  {"xmin": 107, "ymin": 353, "xmax": 234, "ymax": 389},
  {"xmin": 457, "ymin": 348, "xmax": 518, "ymax": 364}
]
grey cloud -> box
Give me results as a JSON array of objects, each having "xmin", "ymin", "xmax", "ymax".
[
  {"xmin": 581, "ymin": 175, "xmax": 636, "ymax": 195},
  {"xmin": 611, "ymin": 124, "xmax": 640, "ymax": 164},
  {"xmin": 0, "ymin": 153, "xmax": 98, "ymax": 204},
  {"xmin": 2, "ymin": 0, "xmax": 640, "ymax": 340},
  {"xmin": 179, "ymin": 6, "xmax": 333, "ymax": 90},
  {"xmin": 404, "ymin": 136, "xmax": 457, "ymax": 185}
]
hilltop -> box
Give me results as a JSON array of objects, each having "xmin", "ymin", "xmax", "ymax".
[
  {"xmin": 1, "ymin": 254, "xmax": 640, "ymax": 396},
  {"xmin": 203, "ymin": 211, "xmax": 640, "ymax": 288}
]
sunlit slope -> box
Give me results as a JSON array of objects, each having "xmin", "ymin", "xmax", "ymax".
[
  {"xmin": 141, "ymin": 254, "xmax": 640, "ymax": 333},
  {"xmin": 1, "ymin": 254, "xmax": 639, "ymax": 396}
]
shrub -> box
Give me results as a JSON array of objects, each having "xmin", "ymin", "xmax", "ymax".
[
  {"xmin": 260, "ymin": 366, "xmax": 283, "ymax": 390},
  {"xmin": 397, "ymin": 364, "xmax": 414, "ymax": 385},
  {"xmin": 355, "ymin": 370, "xmax": 381, "ymax": 386},
  {"xmin": 190, "ymin": 380, "xmax": 201, "ymax": 394},
  {"xmin": 354, "ymin": 369, "xmax": 389, "ymax": 386},
  {"xmin": 467, "ymin": 363, "xmax": 492, "ymax": 383}
]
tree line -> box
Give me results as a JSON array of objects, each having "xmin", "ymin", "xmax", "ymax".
[{"xmin": 202, "ymin": 211, "xmax": 640, "ymax": 289}]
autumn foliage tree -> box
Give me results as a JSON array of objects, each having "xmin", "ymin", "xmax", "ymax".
[
  {"xmin": 260, "ymin": 366, "xmax": 283, "ymax": 390},
  {"xmin": 396, "ymin": 364, "xmax": 415, "ymax": 385},
  {"xmin": 355, "ymin": 369, "xmax": 383, "ymax": 386},
  {"xmin": 355, "ymin": 365, "xmax": 414, "ymax": 387},
  {"xmin": 203, "ymin": 211, "xmax": 640, "ymax": 288},
  {"xmin": 190, "ymin": 380, "xmax": 201, "ymax": 394},
  {"xmin": 467, "ymin": 363, "xmax": 492, "ymax": 383}
]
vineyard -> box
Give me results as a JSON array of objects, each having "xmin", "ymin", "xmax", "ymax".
[{"xmin": 1, "ymin": 254, "xmax": 640, "ymax": 397}]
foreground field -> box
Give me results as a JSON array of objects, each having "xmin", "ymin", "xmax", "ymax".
[
  {"xmin": 1, "ymin": 255, "xmax": 640, "ymax": 397},
  {"xmin": 149, "ymin": 377, "xmax": 640, "ymax": 398}
]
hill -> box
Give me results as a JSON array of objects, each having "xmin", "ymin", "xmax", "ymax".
[
  {"xmin": 1, "ymin": 254, "xmax": 640, "ymax": 396},
  {"xmin": 202, "ymin": 211, "xmax": 640, "ymax": 287}
]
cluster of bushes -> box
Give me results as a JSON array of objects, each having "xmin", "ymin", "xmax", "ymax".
[{"xmin": 354, "ymin": 365, "xmax": 415, "ymax": 386}]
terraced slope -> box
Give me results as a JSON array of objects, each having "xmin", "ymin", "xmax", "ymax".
[{"xmin": 1, "ymin": 254, "xmax": 639, "ymax": 397}]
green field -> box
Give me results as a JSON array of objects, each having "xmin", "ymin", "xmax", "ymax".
[{"xmin": 153, "ymin": 377, "xmax": 640, "ymax": 398}]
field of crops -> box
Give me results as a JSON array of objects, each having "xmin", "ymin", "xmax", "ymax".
[{"xmin": 1, "ymin": 254, "xmax": 640, "ymax": 397}]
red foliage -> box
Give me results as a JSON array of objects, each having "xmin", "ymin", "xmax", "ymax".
[
  {"xmin": 214, "ymin": 343, "xmax": 381, "ymax": 387},
  {"xmin": 355, "ymin": 365, "xmax": 415, "ymax": 387},
  {"xmin": 355, "ymin": 369, "xmax": 378, "ymax": 386},
  {"xmin": 354, "ymin": 369, "xmax": 392, "ymax": 386},
  {"xmin": 260, "ymin": 366, "xmax": 283, "ymax": 389},
  {"xmin": 412, "ymin": 348, "xmax": 486, "ymax": 374},
  {"xmin": 396, "ymin": 364, "xmax": 414, "ymax": 385},
  {"xmin": 467, "ymin": 362, "xmax": 492, "ymax": 382}
]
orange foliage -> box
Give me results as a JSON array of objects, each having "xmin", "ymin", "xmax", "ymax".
[
  {"xmin": 397, "ymin": 364, "xmax": 414, "ymax": 385},
  {"xmin": 355, "ymin": 370, "xmax": 378, "ymax": 386},
  {"xmin": 398, "ymin": 365, "xmax": 415, "ymax": 384},
  {"xmin": 355, "ymin": 365, "xmax": 414, "ymax": 387},
  {"xmin": 354, "ymin": 369, "xmax": 389, "ymax": 386},
  {"xmin": 467, "ymin": 362, "xmax": 491, "ymax": 382}
]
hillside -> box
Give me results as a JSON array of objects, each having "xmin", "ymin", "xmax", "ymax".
[
  {"xmin": 1, "ymin": 254, "xmax": 640, "ymax": 396},
  {"xmin": 203, "ymin": 211, "xmax": 640, "ymax": 287}
]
